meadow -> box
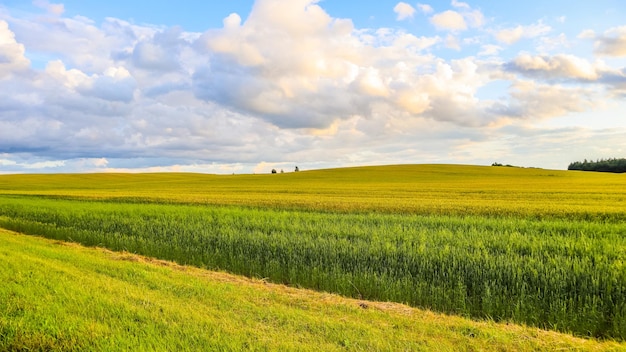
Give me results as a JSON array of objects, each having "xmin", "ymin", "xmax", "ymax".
[
  {"xmin": 0, "ymin": 164, "xmax": 625, "ymax": 341},
  {"xmin": 4, "ymin": 228, "xmax": 622, "ymax": 351}
]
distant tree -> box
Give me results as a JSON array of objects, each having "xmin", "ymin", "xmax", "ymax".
[
  {"xmin": 280, "ymin": 169, "xmax": 284, "ymax": 173},
  {"xmin": 271, "ymin": 169, "xmax": 277, "ymax": 174},
  {"xmin": 568, "ymin": 158, "xmax": 626, "ymax": 173},
  {"xmin": 295, "ymin": 166, "xmax": 299, "ymax": 172},
  {"xmin": 492, "ymin": 162, "xmax": 503, "ymax": 166}
]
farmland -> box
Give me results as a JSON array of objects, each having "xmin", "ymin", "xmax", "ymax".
[
  {"xmin": 0, "ymin": 164, "xmax": 625, "ymax": 342},
  {"xmin": 0, "ymin": 164, "xmax": 624, "ymax": 219},
  {"xmin": 4, "ymin": 228, "xmax": 622, "ymax": 351}
]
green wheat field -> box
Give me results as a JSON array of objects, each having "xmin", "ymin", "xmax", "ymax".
[{"xmin": 1, "ymin": 164, "xmax": 625, "ymax": 350}]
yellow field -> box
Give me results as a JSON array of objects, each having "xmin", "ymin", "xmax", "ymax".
[{"xmin": 0, "ymin": 164, "xmax": 624, "ymax": 218}]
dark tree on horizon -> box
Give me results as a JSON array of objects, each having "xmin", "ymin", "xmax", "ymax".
[{"xmin": 568, "ymin": 158, "xmax": 626, "ymax": 173}]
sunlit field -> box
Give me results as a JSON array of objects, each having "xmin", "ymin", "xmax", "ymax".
[
  {"xmin": 1, "ymin": 164, "xmax": 625, "ymax": 341},
  {"xmin": 4, "ymin": 229, "xmax": 622, "ymax": 351},
  {"xmin": 1, "ymin": 164, "xmax": 625, "ymax": 218}
]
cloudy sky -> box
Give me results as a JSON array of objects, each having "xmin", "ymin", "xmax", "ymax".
[{"xmin": 1, "ymin": 0, "xmax": 625, "ymax": 173}]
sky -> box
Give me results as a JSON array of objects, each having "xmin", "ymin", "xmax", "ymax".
[{"xmin": 0, "ymin": 0, "xmax": 625, "ymax": 174}]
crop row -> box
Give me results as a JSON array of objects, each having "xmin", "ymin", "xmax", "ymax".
[{"xmin": 0, "ymin": 195, "xmax": 624, "ymax": 339}]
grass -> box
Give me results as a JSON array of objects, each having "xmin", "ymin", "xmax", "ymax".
[
  {"xmin": 0, "ymin": 164, "xmax": 625, "ymax": 342},
  {"xmin": 0, "ymin": 195, "xmax": 624, "ymax": 338},
  {"xmin": 0, "ymin": 164, "xmax": 625, "ymax": 219},
  {"xmin": 1, "ymin": 228, "xmax": 623, "ymax": 351}
]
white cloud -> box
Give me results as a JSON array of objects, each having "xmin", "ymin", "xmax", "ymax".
[
  {"xmin": 500, "ymin": 80, "xmax": 597, "ymax": 120},
  {"xmin": 45, "ymin": 60, "xmax": 89, "ymax": 88},
  {"xmin": 0, "ymin": 159, "xmax": 18, "ymax": 166},
  {"xmin": 495, "ymin": 27, "xmax": 524, "ymax": 44},
  {"xmin": 0, "ymin": 0, "xmax": 625, "ymax": 174},
  {"xmin": 44, "ymin": 60, "xmax": 137, "ymax": 102},
  {"xmin": 32, "ymin": 0, "xmax": 64, "ymax": 16},
  {"xmin": 444, "ymin": 34, "xmax": 461, "ymax": 50},
  {"xmin": 197, "ymin": 0, "xmax": 475, "ymax": 129},
  {"xmin": 223, "ymin": 13, "xmax": 242, "ymax": 29},
  {"xmin": 84, "ymin": 67, "xmax": 137, "ymax": 103},
  {"xmin": 478, "ymin": 44, "xmax": 502, "ymax": 56},
  {"xmin": 0, "ymin": 21, "xmax": 30, "ymax": 78},
  {"xmin": 463, "ymin": 9, "xmax": 485, "ymax": 28},
  {"xmin": 495, "ymin": 21, "xmax": 551, "ymax": 44},
  {"xmin": 592, "ymin": 26, "xmax": 626, "ymax": 57},
  {"xmin": 429, "ymin": 1, "xmax": 484, "ymax": 32},
  {"xmin": 507, "ymin": 54, "xmax": 600, "ymax": 80},
  {"xmin": 91, "ymin": 158, "xmax": 109, "ymax": 167},
  {"xmin": 22, "ymin": 160, "xmax": 66, "ymax": 169},
  {"xmin": 505, "ymin": 54, "xmax": 626, "ymax": 96},
  {"xmin": 430, "ymin": 10, "xmax": 467, "ymax": 31},
  {"xmin": 133, "ymin": 42, "xmax": 178, "ymax": 71},
  {"xmin": 417, "ymin": 4, "xmax": 434, "ymax": 14},
  {"xmin": 6, "ymin": 16, "xmax": 142, "ymax": 73},
  {"xmin": 451, "ymin": 0, "xmax": 470, "ymax": 9},
  {"xmin": 577, "ymin": 29, "xmax": 595, "ymax": 39},
  {"xmin": 537, "ymin": 33, "xmax": 570, "ymax": 52},
  {"xmin": 393, "ymin": 2, "xmax": 416, "ymax": 21}
]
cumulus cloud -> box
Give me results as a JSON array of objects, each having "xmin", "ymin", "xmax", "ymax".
[
  {"xmin": 504, "ymin": 53, "xmax": 626, "ymax": 95},
  {"xmin": 478, "ymin": 44, "xmax": 502, "ymax": 56},
  {"xmin": 196, "ymin": 0, "xmax": 479, "ymax": 129},
  {"xmin": 32, "ymin": 0, "xmax": 64, "ymax": 16},
  {"xmin": 394, "ymin": 2, "xmax": 416, "ymax": 21},
  {"xmin": 444, "ymin": 34, "xmax": 461, "ymax": 50},
  {"xmin": 451, "ymin": 0, "xmax": 470, "ymax": 9},
  {"xmin": 132, "ymin": 42, "xmax": 177, "ymax": 71},
  {"xmin": 6, "ymin": 16, "xmax": 139, "ymax": 73},
  {"xmin": 22, "ymin": 160, "xmax": 66, "ymax": 169},
  {"xmin": 577, "ymin": 29, "xmax": 595, "ymax": 39},
  {"xmin": 537, "ymin": 33, "xmax": 570, "ymax": 52},
  {"xmin": 44, "ymin": 60, "xmax": 137, "ymax": 102},
  {"xmin": 592, "ymin": 26, "xmax": 626, "ymax": 57},
  {"xmin": 417, "ymin": 3, "xmax": 434, "ymax": 14},
  {"xmin": 506, "ymin": 54, "xmax": 601, "ymax": 81},
  {"xmin": 495, "ymin": 21, "xmax": 551, "ymax": 44},
  {"xmin": 495, "ymin": 80, "xmax": 597, "ymax": 120},
  {"xmin": 0, "ymin": 0, "xmax": 625, "ymax": 174},
  {"xmin": 429, "ymin": 1, "xmax": 484, "ymax": 32},
  {"xmin": 84, "ymin": 67, "xmax": 137, "ymax": 102},
  {"xmin": 0, "ymin": 21, "xmax": 30, "ymax": 78},
  {"xmin": 430, "ymin": 10, "xmax": 467, "ymax": 31},
  {"xmin": 463, "ymin": 9, "xmax": 485, "ymax": 28},
  {"xmin": 132, "ymin": 27, "xmax": 186, "ymax": 71}
]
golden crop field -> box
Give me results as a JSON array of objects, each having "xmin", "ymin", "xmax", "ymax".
[{"xmin": 0, "ymin": 164, "xmax": 624, "ymax": 218}]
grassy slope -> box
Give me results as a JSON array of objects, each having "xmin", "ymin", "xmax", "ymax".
[
  {"xmin": 0, "ymin": 164, "xmax": 625, "ymax": 218},
  {"xmin": 1, "ymin": 229, "xmax": 623, "ymax": 351}
]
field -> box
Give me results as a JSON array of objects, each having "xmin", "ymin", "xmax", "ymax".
[
  {"xmin": 1, "ymin": 164, "xmax": 625, "ymax": 344},
  {"xmin": 3, "ymin": 229, "xmax": 622, "ymax": 351},
  {"xmin": 0, "ymin": 164, "xmax": 624, "ymax": 218}
]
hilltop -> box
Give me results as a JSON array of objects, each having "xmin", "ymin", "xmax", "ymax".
[{"xmin": 0, "ymin": 164, "xmax": 625, "ymax": 219}]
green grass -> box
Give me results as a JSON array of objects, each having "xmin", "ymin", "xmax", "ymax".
[
  {"xmin": 1, "ymin": 228, "xmax": 623, "ymax": 351},
  {"xmin": 0, "ymin": 164, "xmax": 625, "ymax": 341},
  {"xmin": 0, "ymin": 195, "xmax": 625, "ymax": 338}
]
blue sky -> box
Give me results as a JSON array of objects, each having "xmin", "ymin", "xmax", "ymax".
[{"xmin": 0, "ymin": 0, "xmax": 625, "ymax": 173}]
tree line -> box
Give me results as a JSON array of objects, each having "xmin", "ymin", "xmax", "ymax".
[{"xmin": 568, "ymin": 158, "xmax": 626, "ymax": 173}]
